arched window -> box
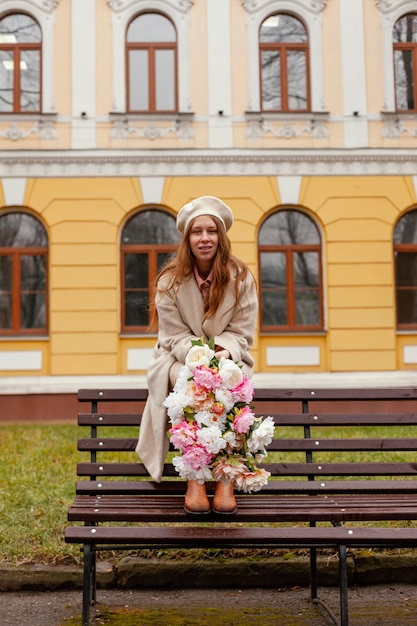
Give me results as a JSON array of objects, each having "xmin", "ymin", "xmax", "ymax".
[
  {"xmin": 258, "ymin": 209, "xmax": 322, "ymax": 331},
  {"xmin": 121, "ymin": 209, "xmax": 180, "ymax": 331},
  {"xmin": 0, "ymin": 212, "xmax": 48, "ymax": 334},
  {"xmin": 394, "ymin": 208, "xmax": 417, "ymax": 328},
  {"xmin": 126, "ymin": 12, "xmax": 177, "ymax": 113},
  {"xmin": 0, "ymin": 13, "xmax": 42, "ymax": 113},
  {"xmin": 393, "ymin": 13, "xmax": 417, "ymax": 112},
  {"xmin": 259, "ymin": 13, "xmax": 310, "ymax": 112}
]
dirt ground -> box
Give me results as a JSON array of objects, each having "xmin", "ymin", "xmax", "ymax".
[{"xmin": 1, "ymin": 584, "xmax": 417, "ymax": 626}]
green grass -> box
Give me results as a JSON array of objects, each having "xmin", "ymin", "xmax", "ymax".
[{"xmin": 1, "ymin": 422, "xmax": 417, "ymax": 566}]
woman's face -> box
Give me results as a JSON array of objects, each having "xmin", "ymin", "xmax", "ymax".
[{"xmin": 189, "ymin": 215, "xmax": 219, "ymax": 269}]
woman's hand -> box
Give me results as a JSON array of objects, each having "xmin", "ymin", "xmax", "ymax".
[{"xmin": 214, "ymin": 347, "xmax": 230, "ymax": 360}]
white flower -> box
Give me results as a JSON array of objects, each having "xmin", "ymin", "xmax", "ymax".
[
  {"xmin": 214, "ymin": 387, "xmax": 235, "ymax": 412},
  {"xmin": 185, "ymin": 344, "xmax": 214, "ymax": 370},
  {"xmin": 195, "ymin": 410, "xmax": 227, "ymax": 430},
  {"xmin": 173, "ymin": 364, "xmax": 193, "ymax": 390},
  {"xmin": 234, "ymin": 467, "xmax": 271, "ymax": 493},
  {"xmin": 163, "ymin": 386, "xmax": 192, "ymax": 424},
  {"xmin": 218, "ymin": 357, "xmax": 243, "ymax": 389},
  {"xmin": 222, "ymin": 430, "xmax": 240, "ymax": 448},
  {"xmin": 247, "ymin": 416, "xmax": 275, "ymax": 453},
  {"xmin": 197, "ymin": 426, "xmax": 227, "ymax": 454},
  {"xmin": 172, "ymin": 456, "xmax": 213, "ymax": 483}
]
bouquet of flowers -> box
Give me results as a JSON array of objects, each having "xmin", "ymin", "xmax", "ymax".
[{"xmin": 164, "ymin": 338, "xmax": 275, "ymax": 493}]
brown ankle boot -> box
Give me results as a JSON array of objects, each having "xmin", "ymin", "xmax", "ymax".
[
  {"xmin": 212, "ymin": 480, "xmax": 237, "ymax": 515},
  {"xmin": 184, "ymin": 480, "xmax": 210, "ymax": 515}
]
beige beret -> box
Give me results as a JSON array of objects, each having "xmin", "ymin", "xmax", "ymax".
[{"xmin": 176, "ymin": 196, "xmax": 234, "ymax": 233}]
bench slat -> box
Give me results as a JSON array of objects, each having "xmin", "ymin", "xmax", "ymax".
[
  {"xmin": 64, "ymin": 525, "xmax": 417, "ymax": 547},
  {"xmin": 77, "ymin": 437, "xmax": 417, "ymax": 453},
  {"xmin": 77, "ymin": 412, "xmax": 417, "ymax": 427},
  {"xmin": 77, "ymin": 461, "xmax": 417, "ymax": 477},
  {"xmin": 77, "ymin": 387, "xmax": 417, "ymax": 403},
  {"xmin": 75, "ymin": 478, "xmax": 417, "ymax": 496},
  {"xmin": 67, "ymin": 493, "xmax": 417, "ymax": 523}
]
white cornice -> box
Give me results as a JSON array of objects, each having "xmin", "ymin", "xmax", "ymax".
[{"xmin": 1, "ymin": 149, "xmax": 417, "ymax": 178}]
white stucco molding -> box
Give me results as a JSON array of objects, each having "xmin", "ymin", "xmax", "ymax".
[
  {"xmin": 2, "ymin": 148, "xmax": 417, "ymax": 178},
  {"xmin": 107, "ymin": 0, "xmax": 194, "ymax": 114},
  {"xmin": 0, "ymin": 0, "xmax": 58, "ymax": 114},
  {"xmin": 242, "ymin": 0, "xmax": 327, "ymax": 114},
  {"xmin": 376, "ymin": 0, "xmax": 416, "ymax": 112}
]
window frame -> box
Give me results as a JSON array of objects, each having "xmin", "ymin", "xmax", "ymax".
[
  {"xmin": 393, "ymin": 14, "xmax": 417, "ymax": 113},
  {"xmin": 259, "ymin": 14, "xmax": 311, "ymax": 113},
  {"xmin": 125, "ymin": 12, "xmax": 178, "ymax": 114},
  {"xmin": 394, "ymin": 208, "xmax": 417, "ymax": 330},
  {"xmin": 0, "ymin": 211, "xmax": 48, "ymax": 336},
  {"xmin": 0, "ymin": 11, "xmax": 42, "ymax": 114},
  {"xmin": 120, "ymin": 209, "xmax": 180, "ymax": 333},
  {"xmin": 258, "ymin": 210, "xmax": 323, "ymax": 333}
]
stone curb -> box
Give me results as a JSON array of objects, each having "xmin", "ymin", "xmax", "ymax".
[{"xmin": 1, "ymin": 554, "xmax": 417, "ymax": 592}]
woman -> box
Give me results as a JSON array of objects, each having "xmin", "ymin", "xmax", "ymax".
[{"xmin": 135, "ymin": 196, "xmax": 258, "ymax": 514}]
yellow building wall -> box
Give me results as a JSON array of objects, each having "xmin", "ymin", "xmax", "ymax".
[{"xmin": 2, "ymin": 174, "xmax": 417, "ymax": 376}]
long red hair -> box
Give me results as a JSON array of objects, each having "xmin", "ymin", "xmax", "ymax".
[{"xmin": 148, "ymin": 217, "xmax": 250, "ymax": 332}]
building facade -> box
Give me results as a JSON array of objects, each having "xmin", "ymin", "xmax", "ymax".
[{"xmin": 1, "ymin": 0, "xmax": 417, "ymax": 396}]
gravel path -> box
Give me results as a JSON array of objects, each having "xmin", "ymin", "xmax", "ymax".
[{"xmin": 1, "ymin": 584, "xmax": 417, "ymax": 625}]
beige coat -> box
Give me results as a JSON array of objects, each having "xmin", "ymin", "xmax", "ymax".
[{"xmin": 135, "ymin": 269, "xmax": 258, "ymax": 482}]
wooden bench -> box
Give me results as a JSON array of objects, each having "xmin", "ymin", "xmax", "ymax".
[{"xmin": 65, "ymin": 387, "xmax": 417, "ymax": 626}]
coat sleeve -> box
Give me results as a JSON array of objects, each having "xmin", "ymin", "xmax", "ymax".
[
  {"xmin": 212, "ymin": 272, "xmax": 258, "ymax": 366},
  {"xmin": 155, "ymin": 283, "xmax": 202, "ymax": 365}
]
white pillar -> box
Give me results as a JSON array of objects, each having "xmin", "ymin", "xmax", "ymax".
[
  {"xmin": 71, "ymin": 0, "xmax": 96, "ymax": 149},
  {"xmin": 340, "ymin": 0, "xmax": 368, "ymax": 148},
  {"xmin": 207, "ymin": 0, "xmax": 233, "ymax": 148}
]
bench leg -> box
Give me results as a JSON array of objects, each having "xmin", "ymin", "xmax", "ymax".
[
  {"xmin": 338, "ymin": 544, "xmax": 349, "ymax": 626},
  {"xmin": 82, "ymin": 544, "xmax": 96, "ymax": 626},
  {"xmin": 310, "ymin": 546, "xmax": 318, "ymax": 600}
]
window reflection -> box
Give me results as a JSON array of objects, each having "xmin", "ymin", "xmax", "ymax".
[
  {"xmin": 0, "ymin": 13, "xmax": 41, "ymax": 113},
  {"xmin": 259, "ymin": 210, "xmax": 322, "ymax": 331},
  {"xmin": 394, "ymin": 208, "xmax": 417, "ymax": 327},
  {"xmin": 127, "ymin": 12, "xmax": 177, "ymax": 113},
  {"xmin": 0, "ymin": 212, "xmax": 47, "ymax": 333},
  {"xmin": 121, "ymin": 209, "xmax": 180, "ymax": 331},
  {"xmin": 259, "ymin": 13, "xmax": 309, "ymax": 112},
  {"xmin": 393, "ymin": 14, "xmax": 417, "ymax": 112}
]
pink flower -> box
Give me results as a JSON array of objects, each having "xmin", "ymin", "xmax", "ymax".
[
  {"xmin": 211, "ymin": 456, "xmax": 248, "ymax": 482},
  {"xmin": 234, "ymin": 467, "xmax": 271, "ymax": 493},
  {"xmin": 232, "ymin": 406, "xmax": 255, "ymax": 434},
  {"xmin": 231, "ymin": 377, "xmax": 254, "ymax": 404},
  {"xmin": 169, "ymin": 420, "xmax": 198, "ymax": 452},
  {"xmin": 182, "ymin": 444, "xmax": 213, "ymax": 470},
  {"xmin": 193, "ymin": 365, "xmax": 222, "ymax": 391}
]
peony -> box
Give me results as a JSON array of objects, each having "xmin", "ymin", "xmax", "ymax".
[
  {"xmin": 185, "ymin": 343, "xmax": 215, "ymax": 370},
  {"xmin": 182, "ymin": 443, "xmax": 213, "ymax": 470},
  {"xmin": 232, "ymin": 405, "xmax": 256, "ymax": 434},
  {"xmin": 218, "ymin": 358, "xmax": 243, "ymax": 389},
  {"xmin": 247, "ymin": 416, "xmax": 275, "ymax": 453},
  {"xmin": 231, "ymin": 377, "xmax": 255, "ymax": 404},
  {"xmin": 193, "ymin": 365, "xmax": 222, "ymax": 391},
  {"xmin": 234, "ymin": 467, "xmax": 271, "ymax": 493},
  {"xmin": 195, "ymin": 409, "xmax": 227, "ymax": 430},
  {"xmin": 163, "ymin": 386, "xmax": 193, "ymax": 423},
  {"xmin": 172, "ymin": 456, "xmax": 213, "ymax": 484},
  {"xmin": 211, "ymin": 456, "xmax": 249, "ymax": 483},
  {"xmin": 169, "ymin": 420, "xmax": 198, "ymax": 451},
  {"xmin": 196, "ymin": 425, "xmax": 227, "ymax": 454},
  {"xmin": 214, "ymin": 386, "xmax": 235, "ymax": 412}
]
